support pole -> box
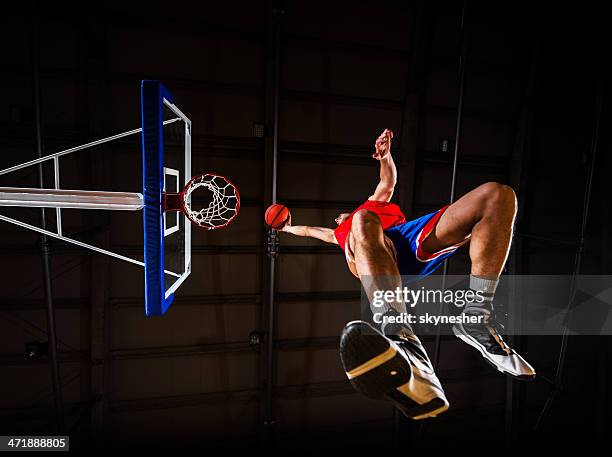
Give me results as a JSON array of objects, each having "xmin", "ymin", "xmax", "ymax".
[
  {"xmin": 432, "ymin": 0, "xmax": 468, "ymax": 369},
  {"xmin": 32, "ymin": 17, "xmax": 64, "ymax": 432},
  {"xmin": 535, "ymin": 72, "xmax": 604, "ymax": 430},
  {"xmin": 264, "ymin": 17, "xmax": 281, "ymax": 428},
  {"xmin": 261, "ymin": 1, "xmax": 284, "ymax": 445},
  {"xmin": 505, "ymin": 37, "xmax": 539, "ymax": 443}
]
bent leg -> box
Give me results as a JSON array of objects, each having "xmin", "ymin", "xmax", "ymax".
[
  {"xmin": 340, "ymin": 211, "xmax": 449, "ymax": 415},
  {"xmin": 349, "ymin": 210, "xmax": 406, "ymax": 315},
  {"xmin": 421, "ymin": 182, "xmax": 517, "ymax": 277}
]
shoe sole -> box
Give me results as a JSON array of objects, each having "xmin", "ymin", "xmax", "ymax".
[
  {"xmin": 452, "ymin": 324, "xmax": 536, "ymax": 381},
  {"xmin": 385, "ymin": 390, "xmax": 449, "ymax": 420},
  {"xmin": 340, "ymin": 321, "xmax": 448, "ymax": 419}
]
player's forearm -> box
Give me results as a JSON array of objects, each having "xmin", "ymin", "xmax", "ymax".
[
  {"xmin": 282, "ymin": 225, "xmax": 336, "ymax": 244},
  {"xmin": 283, "ymin": 225, "xmax": 310, "ymax": 237},
  {"xmin": 284, "ymin": 225, "xmax": 325, "ymax": 238},
  {"xmin": 379, "ymin": 154, "xmax": 397, "ymax": 188}
]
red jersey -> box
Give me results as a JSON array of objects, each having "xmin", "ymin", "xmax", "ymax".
[{"xmin": 333, "ymin": 200, "xmax": 406, "ymax": 250}]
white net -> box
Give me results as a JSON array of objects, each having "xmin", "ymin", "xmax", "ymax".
[{"xmin": 182, "ymin": 174, "xmax": 240, "ymax": 229}]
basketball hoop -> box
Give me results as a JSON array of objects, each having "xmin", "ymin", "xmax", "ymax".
[
  {"xmin": 163, "ymin": 173, "xmax": 240, "ymax": 230},
  {"xmin": 0, "ymin": 80, "xmax": 242, "ymax": 316}
]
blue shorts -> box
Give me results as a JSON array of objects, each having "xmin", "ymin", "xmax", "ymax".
[{"xmin": 384, "ymin": 206, "xmax": 464, "ymax": 277}]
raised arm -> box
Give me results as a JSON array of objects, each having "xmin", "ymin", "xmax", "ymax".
[
  {"xmin": 279, "ymin": 216, "xmax": 337, "ymax": 245},
  {"xmin": 369, "ymin": 129, "xmax": 397, "ymax": 202}
]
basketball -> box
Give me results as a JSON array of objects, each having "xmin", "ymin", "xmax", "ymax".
[{"xmin": 265, "ymin": 203, "xmax": 290, "ymax": 229}]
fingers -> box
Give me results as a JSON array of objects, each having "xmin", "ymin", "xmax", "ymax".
[
  {"xmin": 375, "ymin": 129, "xmax": 393, "ymax": 147},
  {"xmin": 373, "ymin": 128, "xmax": 393, "ymax": 159},
  {"xmin": 376, "ymin": 129, "xmax": 394, "ymax": 142},
  {"xmin": 381, "ymin": 128, "xmax": 394, "ymax": 139}
]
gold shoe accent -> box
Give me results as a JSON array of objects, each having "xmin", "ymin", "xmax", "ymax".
[{"xmin": 345, "ymin": 345, "xmax": 397, "ymax": 379}]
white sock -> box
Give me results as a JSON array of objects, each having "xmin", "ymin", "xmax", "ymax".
[{"xmin": 465, "ymin": 275, "xmax": 498, "ymax": 315}]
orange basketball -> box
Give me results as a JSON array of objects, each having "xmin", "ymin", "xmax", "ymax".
[{"xmin": 265, "ymin": 203, "xmax": 290, "ymax": 229}]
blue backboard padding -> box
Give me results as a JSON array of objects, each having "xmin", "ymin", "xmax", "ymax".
[{"xmin": 141, "ymin": 80, "xmax": 174, "ymax": 316}]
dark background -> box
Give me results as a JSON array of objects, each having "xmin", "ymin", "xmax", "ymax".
[{"xmin": 1, "ymin": 0, "xmax": 610, "ymax": 452}]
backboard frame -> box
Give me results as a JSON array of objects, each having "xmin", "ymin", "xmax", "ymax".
[{"xmin": 141, "ymin": 80, "xmax": 192, "ymax": 316}]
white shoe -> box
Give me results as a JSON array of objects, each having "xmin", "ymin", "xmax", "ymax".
[{"xmin": 453, "ymin": 311, "xmax": 536, "ymax": 380}]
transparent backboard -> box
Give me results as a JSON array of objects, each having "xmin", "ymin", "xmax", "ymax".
[{"xmin": 141, "ymin": 81, "xmax": 191, "ymax": 316}]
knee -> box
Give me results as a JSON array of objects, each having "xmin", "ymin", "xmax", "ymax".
[
  {"xmin": 351, "ymin": 210, "xmax": 380, "ymax": 240},
  {"xmin": 478, "ymin": 182, "xmax": 516, "ymax": 215}
]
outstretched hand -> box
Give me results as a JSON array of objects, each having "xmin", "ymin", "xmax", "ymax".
[{"xmin": 372, "ymin": 129, "xmax": 393, "ymax": 160}]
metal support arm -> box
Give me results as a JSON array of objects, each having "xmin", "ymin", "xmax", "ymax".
[{"xmin": 0, "ymin": 187, "xmax": 144, "ymax": 211}]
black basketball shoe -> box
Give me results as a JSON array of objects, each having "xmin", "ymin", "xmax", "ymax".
[
  {"xmin": 453, "ymin": 309, "xmax": 536, "ymax": 380},
  {"xmin": 339, "ymin": 320, "xmax": 449, "ymax": 420}
]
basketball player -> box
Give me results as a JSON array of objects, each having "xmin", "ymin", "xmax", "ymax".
[{"xmin": 279, "ymin": 129, "xmax": 535, "ymax": 419}]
